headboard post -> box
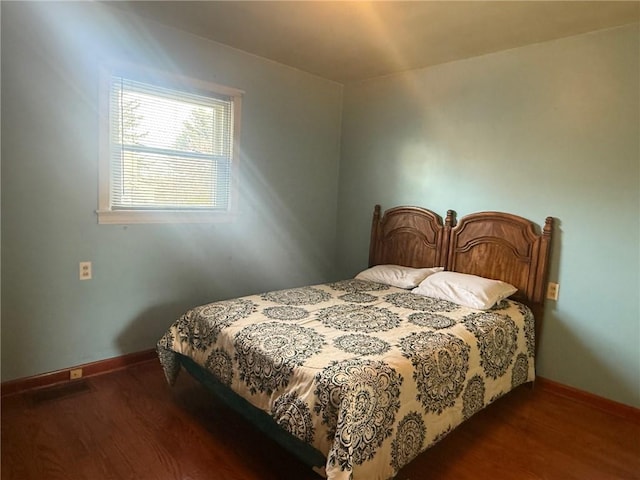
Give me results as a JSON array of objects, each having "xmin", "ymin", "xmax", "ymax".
[
  {"xmin": 529, "ymin": 217, "xmax": 554, "ymax": 354},
  {"xmin": 368, "ymin": 205, "xmax": 382, "ymax": 267},
  {"xmin": 441, "ymin": 210, "xmax": 455, "ymax": 267},
  {"xmin": 533, "ymin": 216, "xmax": 554, "ymax": 303}
]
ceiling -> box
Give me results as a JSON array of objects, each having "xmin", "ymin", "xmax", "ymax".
[{"xmin": 111, "ymin": 1, "xmax": 640, "ymax": 83}]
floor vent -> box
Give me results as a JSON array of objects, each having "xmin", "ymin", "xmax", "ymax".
[{"xmin": 29, "ymin": 380, "xmax": 92, "ymax": 405}]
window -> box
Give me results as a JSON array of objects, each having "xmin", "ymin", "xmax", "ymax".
[{"xmin": 98, "ymin": 64, "xmax": 242, "ymax": 224}]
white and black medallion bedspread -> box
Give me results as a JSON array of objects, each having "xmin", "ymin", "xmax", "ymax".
[{"xmin": 157, "ymin": 279, "xmax": 535, "ymax": 480}]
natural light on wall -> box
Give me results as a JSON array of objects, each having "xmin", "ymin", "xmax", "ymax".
[{"xmin": 97, "ymin": 63, "xmax": 243, "ymax": 224}]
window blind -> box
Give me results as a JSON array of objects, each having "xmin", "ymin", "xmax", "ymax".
[{"xmin": 109, "ymin": 76, "xmax": 234, "ymax": 211}]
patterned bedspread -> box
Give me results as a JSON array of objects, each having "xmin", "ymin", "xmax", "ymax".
[{"xmin": 157, "ymin": 279, "xmax": 535, "ymax": 480}]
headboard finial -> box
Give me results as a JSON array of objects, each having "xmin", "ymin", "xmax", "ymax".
[
  {"xmin": 543, "ymin": 216, "xmax": 553, "ymax": 236},
  {"xmin": 445, "ymin": 210, "xmax": 455, "ymax": 228}
]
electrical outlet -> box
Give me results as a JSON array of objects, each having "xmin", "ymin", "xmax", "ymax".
[
  {"xmin": 546, "ymin": 282, "xmax": 559, "ymax": 300},
  {"xmin": 79, "ymin": 261, "xmax": 92, "ymax": 280},
  {"xmin": 70, "ymin": 368, "xmax": 83, "ymax": 380}
]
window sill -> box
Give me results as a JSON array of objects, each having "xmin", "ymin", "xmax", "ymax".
[{"xmin": 96, "ymin": 209, "xmax": 237, "ymax": 225}]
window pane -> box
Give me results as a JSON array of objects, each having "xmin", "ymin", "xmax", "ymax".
[
  {"xmin": 109, "ymin": 75, "xmax": 234, "ymax": 211},
  {"xmin": 111, "ymin": 150, "xmax": 230, "ymax": 209}
]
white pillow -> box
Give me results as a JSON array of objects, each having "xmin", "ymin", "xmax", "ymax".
[
  {"xmin": 412, "ymin": 271, "xmax": 517, "ymax": 310},
  {"xmin": 355, "ymin": 264, "xmax": 444, "ymax": 289}
]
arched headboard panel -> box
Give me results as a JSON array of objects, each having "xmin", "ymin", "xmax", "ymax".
[
  {"xmin": 368, "ymin": 205, "xmax": 451, "ymax": 268},
  {"xmin": 447, "ymin": 211, "xmax": 553, "ymax": 309}
]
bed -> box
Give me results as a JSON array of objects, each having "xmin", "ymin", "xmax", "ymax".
[{"xmin": 157, "ymin": 204, "xmax": 553, "ymax": 480}]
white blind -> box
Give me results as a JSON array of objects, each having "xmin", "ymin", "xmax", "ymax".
[{"xmin": 109, "ymin": 76, "xmax": 234, "ymax": 211}]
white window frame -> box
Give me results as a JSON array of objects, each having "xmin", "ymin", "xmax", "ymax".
[{"xmin": 97, "ymin": 62, "xmax": 243, "ymax": 224}]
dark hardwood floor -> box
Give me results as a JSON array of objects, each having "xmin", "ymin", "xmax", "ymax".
[{"xmin": 2, "ymin": 360, "xmax": 638, "ymax": 480}]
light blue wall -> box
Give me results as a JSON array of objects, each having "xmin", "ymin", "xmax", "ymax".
[
  {"xmin": 337, "ymin": 25, "xmax": 639, "ymax": 407},
  {"xmin": 1, "ymin": 3, "xmax": 343, "ymax": 381}
]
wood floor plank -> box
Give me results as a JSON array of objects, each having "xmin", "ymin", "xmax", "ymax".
[{"xmin": 2, "ymin": 360, "xmax": 638, "ymax": 480}]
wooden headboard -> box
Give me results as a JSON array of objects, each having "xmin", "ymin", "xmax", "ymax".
[
  {"xmin": 369, "ymin": 205, "xmax": 553, "ymax": 315},
  {"xmin": 368, "ymin": 205, "xmax": 450, "ymax": 268}
]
